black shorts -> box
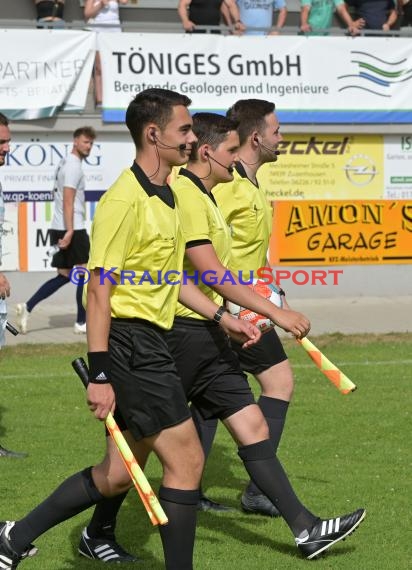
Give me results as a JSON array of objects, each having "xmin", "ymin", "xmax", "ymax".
[
  {"xmin": 165, "ymin": 317, "xmax": 255, "ymax": 421},
  {"xmin": 109, "ymin": 319, "xmax": 191, "ymax": 441},
  {"xmin": 50, "ymin": 229, "xmax": 90, "ymax": 268},
  {"xmin": 231, "ymin": 327, "xmax": 288, "ymax": 376}
]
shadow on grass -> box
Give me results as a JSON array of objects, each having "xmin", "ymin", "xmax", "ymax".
[
  {"xmin": 65, "ymin": 518, "xmax": 164, "ymax": 569},
  {"xmin": 46, "ymin": 435, "xmax": 359, "ymax": 569}
]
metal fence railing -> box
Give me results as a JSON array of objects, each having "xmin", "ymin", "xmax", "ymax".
[{"xmin": 2, "ymin": 19, "xmax": 412, "ymax": 36}]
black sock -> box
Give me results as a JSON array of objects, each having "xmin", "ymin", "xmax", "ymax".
[
  {"xmin": 87, "ymin": 491, "xmax": 128, "ymax": 539},
  {"xmin": 246, "ymin": 396, "xmax": 289, "ymax": 496},
  {"xmin": 26, "ymin": 274, "xmax": 70, "ymax": 313},
  {"xmin": 76, "ymin": 274, "xmax": 86, "ymax": 324},
  {"xmin": 190, "ymin": 406, "xmax": 218, "ymax": 496},
  {"xmin": 10, "ymin": 467, "xmax": 104, "ymax": 555},
  {"xmin": 158, "ymin": 486, "xmax": 199, "ymax": 570},
  {"xmin": 238, "ymin": 440, "xmax": 317, "ymax": 536}
]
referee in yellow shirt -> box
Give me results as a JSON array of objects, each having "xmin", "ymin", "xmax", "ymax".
[
  {"xmin": 0, "ymin": 90, "xmax": 260, "ymax": 570},
  {"xmin": 191, "ymin": 99, "xmax": 294, "ymax": 517},
  {"xmin": 76, "ymin": 111, "xmax": 365, "ymax": 565},
  {"xmin": 166, "ymin": 112, "xmax": 365, "ymax": 561}
]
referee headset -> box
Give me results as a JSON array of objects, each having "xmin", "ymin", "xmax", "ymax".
[
  {"xmin": 203, "ymin": 149, "xmax": 234, "ymax": 175},
  {"xmin": 146, "ymin": 128, "xmax": 187, "ymax": 179},
  {"xmin": 149, "ymin": 129, "xmax": 187, "ymax": 152},
  {"xmin": 253, "ymin": 135, "xmax": 280, "ymax": 160},
  {"xmin": 195, "ymin": 145, "xmax": 234, "ymax": 181}
]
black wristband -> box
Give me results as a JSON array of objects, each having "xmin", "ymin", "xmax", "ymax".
[
  {"xmin": 279, "ymin": 288, "xmax": 286, "ymax": 296},
  {"xmin": 213, "ymin": 305, "xmax": 227, "ymax": 324},
  {"xmin": 87, "ymin": 351, "xmax": 111, "ymax": 384}
]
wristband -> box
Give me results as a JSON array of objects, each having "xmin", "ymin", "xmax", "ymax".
[
  {"xmin": 88, "ymin": 351, "xmax": 111, "ymax": 384},
  {"xmin": 279, "ymin": 288, "xmax": 286, "ymax": 296},
  {"xmin": 213, "ymin": 305, "xmax": 227, "ymax": 324}
]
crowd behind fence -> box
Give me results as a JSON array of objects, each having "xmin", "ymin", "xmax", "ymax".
[{"xmin": 2, "ymin": 0, "xmax": 412, "ymax": 36}]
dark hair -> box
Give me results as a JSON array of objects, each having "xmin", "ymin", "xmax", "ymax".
[
  {"xmin": 0, "ymin": 113, "xmax": 10, "ymax": 127},
  {"xmin": 125, "ymin": 88, "xmax": 191, "ymax": 149},
  {"xmin": 226, "ymin": 99, "xmax": 275, "ymax": 145},
  {"xmin": 189, "ymin": 113, "xmax": 238, "ymax": 161},
  {"xmin": 73, "ymin": 126, "xmax": 97, "ymax": 140}
]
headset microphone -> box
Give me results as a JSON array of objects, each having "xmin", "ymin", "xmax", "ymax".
[
  {"xmin": 151, "ymin": 132, "xmax": 187, "ymax": 152},
  {"xmin": 254, "ymin": 137, "xmax": 280, "ymax": 157},
  {"xmin": 204, "ymin": 152, "xmax": 234, "ymax": 174}
]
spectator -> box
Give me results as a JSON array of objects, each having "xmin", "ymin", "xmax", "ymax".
[
  {"xmin": 224, "ymin": 1, "xmax": 287, "ymax": 35},
  {"xmin": 345, "ymin": 0, "xmax": 397, "ymax": 31},
  {"xmin": 300, "ymin": 0, "xmax": 363, "ymax": 35},
  {"xmin": 15, "ymin": 127, "xmax": 96, "ymax": 336},
  {"xmin": 178, "ymin": 0, "xmax": 246, "ymax": 34},
  {"xmin": 34, "ymin": 0, "xmax": 66, "ymax": 29},
  {"xmin": 84, "ymin": 1, "xmax": 128, "ymax": 108},
  {"xmin": 398, "ymin": 0, "xmax": 412, "ymax": 25}
]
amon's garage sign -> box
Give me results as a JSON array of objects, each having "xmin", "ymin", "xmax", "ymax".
[{"xmin": 270, "ymin": 201, "xmax": 412, "ymax": 265}]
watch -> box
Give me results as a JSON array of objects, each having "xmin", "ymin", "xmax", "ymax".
[{"xmin": 213, "ymin": 305, "xmax": 227, "ymax": 324}]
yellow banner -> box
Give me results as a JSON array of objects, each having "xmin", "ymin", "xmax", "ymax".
[
  {"xmin": 259, "ymin": 134, "xmax": 384, "ymax": 201},
  {"xmin": 270, "ymin": 200, "xmax": 412, "ymax": 265}
]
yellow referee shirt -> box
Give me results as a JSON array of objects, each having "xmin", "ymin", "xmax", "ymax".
[
  {"xmin": 88, "ymin": 162, "xmax": 185, "ymax": 330},
  {"xmin": 213, "ymin": 163, "xmax": 272, "ymax": 276},
  {"xmin": 172, "ymin": 168, "xmax": 232, "ymax": 320}
]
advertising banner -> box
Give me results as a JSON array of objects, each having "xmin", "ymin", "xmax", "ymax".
[
  {"xmin": 259, "ymin": 134, "xmax": 384, "ymax": 201},
  {"xmin": 259, "ymin": 134, "xmax": 412, "ymax": 201},
  {"xmin": 98, "ymin": 33, "xmax": 412, "ymax": 124},
  {"xmin": 2, "ymin": 134, "xmax": 411, "ymax": 270},
  {"xmin": 0, "ymin": 30, "xmax": 95, "ymax": 119},
  {"xmin": 384, "ymin": 135, "xmax": 412, "ymax": 200},
  {"xmin": 270, "ymin": 200, "xmax": 412, "ymax": 265},
  {"xmin": 1, "ymin": 139, "xmax": 133, "ymax": 270}
]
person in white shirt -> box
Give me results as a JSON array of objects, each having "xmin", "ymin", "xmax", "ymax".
[
  {"xmin": 84, "ymin": 0, "xmax": 128, "ymax": 106},
  {"xmin": 16, "ymin": 127, "xmax": 96, "ymax": 335}
]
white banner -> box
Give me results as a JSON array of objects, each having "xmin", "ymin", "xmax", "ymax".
[
  {"xmin": 1, "ymin": 30, "xmax": 95, "ymax": 119},
  {"xmin": 98, "ymin": 33, "xmax": 412, "ymax": 124}
]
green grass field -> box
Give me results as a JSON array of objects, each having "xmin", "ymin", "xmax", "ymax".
[{"xmin": 0, "ymin": 334, "xmax": 411, "ymax": 569}]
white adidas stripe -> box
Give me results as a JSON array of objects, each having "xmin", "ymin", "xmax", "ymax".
[
  {"xmin": 321, "ymin": 518, "xmax": 340, "ymax": 536},
  {"xmin": 94, "ymin": 544, "xmax": 112, "ymax": 553},
  {"xmin": 335, "ymin": 517, "xmax": 340, "ymax": 532},
  {"xmin": 0, "ymin": 555, "xmax": 13, "ymax": 569},
  {"xmin": 94, "ymin": 544, "xmax": 121, "ymax": 562}
]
